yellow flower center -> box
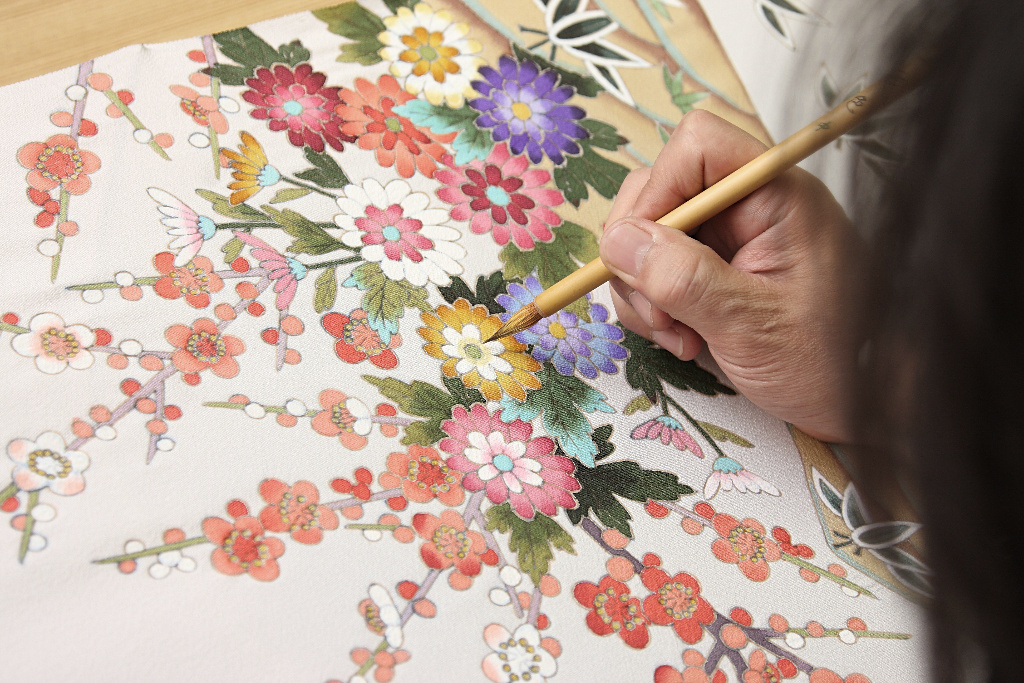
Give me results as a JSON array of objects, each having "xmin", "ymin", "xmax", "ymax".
[
  {"xmin": 511, "ymin": 102, "xmax": 532, "ymax": 121},
  {"xmin": 28, "ymin": 449, "xmax": 72, "ymax": 480},
  {"xmin": 548, "ymin": 322, "xmax": 567, "ymax": 339}
]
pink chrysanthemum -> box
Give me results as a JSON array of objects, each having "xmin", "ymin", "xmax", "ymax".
[
  {"xmin": 440, "ymin": 403, "xmax": 579, "ymax": 520},
  {"xmin": 436, "ymin": 142, "xmax": 563, "ymax": 249}
]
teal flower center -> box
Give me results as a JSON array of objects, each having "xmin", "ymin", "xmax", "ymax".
[
  {"xmin": 257, "ymin": 165, "xmax": 281, "ymax": 186},
  {"xmin": 382, "ymin": 224, "xmax": 402, "ymax": 241},
  {"xmin": 197, "ymin": 216, "xmax": 217, "ymax": 240},
  {"xmin": 282, "ymin": 100, "xmax": 304, "ymax": 116},
  {"xmin": 384, "ymin": 116, "xmax": 403, "ymax": 132},
  {"xmin": 485, "ymin": 185, "xmax": 511, "ymax": 206},
  {"xmin": 492, "ymin": 453, "xmax": 515, "ymax": 472},
  {"xmin": 712, "ymin": 456, "xmax": 743, "ymax": 474},
  {"xmin": 286, "ymin": 258, "xmax": 307, "ymax": 280}
]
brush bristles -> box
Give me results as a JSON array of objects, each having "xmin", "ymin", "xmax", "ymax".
[{"xmin": 485, "ymin": 303, "xmax": 542, "ymax": 342}]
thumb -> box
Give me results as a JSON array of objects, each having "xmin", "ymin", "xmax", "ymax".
[{"xmin": 599, "ymin": 217, "xmax": 757, "ymax": 338}]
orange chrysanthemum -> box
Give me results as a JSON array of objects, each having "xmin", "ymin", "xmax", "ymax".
[{"xmin": 418, "ymin": 298, "xmax": 540, "ymax": 401}]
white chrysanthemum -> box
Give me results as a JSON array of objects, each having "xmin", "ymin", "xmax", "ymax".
[
  {"xmin": 378, "ymin": 3, "xmax": 484, "ymax": 107},
  {"xmin": 335, "ymin": 178, "xmax": 465, "ymax": 287}
]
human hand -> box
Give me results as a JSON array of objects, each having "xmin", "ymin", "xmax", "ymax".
[{"xmin": 599, "ymin": 111, "xmax": 861, "ymax": 443}]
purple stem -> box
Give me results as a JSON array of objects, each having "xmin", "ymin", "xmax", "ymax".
[
  {"xmin": 70, "ymin": 61, "xmax": 93, "ymax": 142},
  {"xmin": 322, "ymin": 488, "xmax": 402, "ymax": 511},
  {"xmin": 580, "ymin": 518, "xmax": 644, "ymax": 573},
  {"xmin": 399, "ymin": 568, "xmax": 441, "ymax": 626}
]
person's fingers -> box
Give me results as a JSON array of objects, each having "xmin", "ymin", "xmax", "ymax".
[
  {"xmin": 608, "ymin": 278, "xmax": 675, "ymax": 332},
  {"xmin": 600, "ymin": 215, "xmax": 767, "ymax": 338},
  {"xmin": 609, "ymin": 279, "xmax": 706, "ymax": 361},
  {"xmin": 629, "ymin": 110, "xmax": 768, "ymax": 226},
  {"xmin": 605, "ymin": 166, "xmax": 651, "ymax": 227}
]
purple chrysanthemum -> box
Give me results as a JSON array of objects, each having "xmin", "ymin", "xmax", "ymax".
[
  {"xmin": 497, "ymin": 275, "xmax": 626, "ymax": 378},
  {"xmin": 468, "ymin": 56, "xmax": 588, "ymax": 165}
]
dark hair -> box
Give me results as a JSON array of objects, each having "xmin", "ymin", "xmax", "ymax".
[{"xmin": 855, "ymin": 1, "xmax": 1024, "ymax": 679}]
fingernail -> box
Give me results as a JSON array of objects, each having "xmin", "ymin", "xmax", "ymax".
[
  {"xmin": 602, "ymin": 219, "xmax": 653, "ymax": 277},
  {"xmin": 628, "ymin": 290, "xmax": 654, "ymax": 327},
  {"xmin": 652, "ymin": 328, "xmax": 684, "ymax": 357}
]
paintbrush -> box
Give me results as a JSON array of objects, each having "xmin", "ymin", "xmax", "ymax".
[{"xmin": 485, "ymin": 62, "xmax": 924, "ymax": 343}]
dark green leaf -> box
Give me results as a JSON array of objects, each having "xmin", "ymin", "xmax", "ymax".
[
  {"xmin": 441, "ymin": 376, "xmax": 486, "ymax": 409},
  {"xmin": 363, "ymin": 376, "xmax": 456, "ymax": 446},
  {"xmin": 852, "ymin": 521, "xmax": 921, "ymax": 549},
  {"xmin": 383, "ymin": 0, "xmax": 418, "ymax": 11},
  {"xmin": 486, "ymin": 503, "xmax": 576, "ymax": 584},
  {"xmin": 592, "ymin": 424, "xmax": 615, "ymax": 461},
  {"xmin": 567, "ymin": 458, "xmax": 693, "ymax": 538},
  {"xmin": 820, "ymin": 73, "xmax": 837, "ymax": 107},
  {"xmin": 555, "ymin": 17, "xmax": 613, "ymax": 41},
  {"xmin": 813, "ymin": 469, "xmax": 844, "ymax": 516},
  {"xmin": 766, "ymin": 0, "xmax": 806, "ymax": 14},
  {"xmin": 345, "ymin": 263, "xmax": 430, "ymax": 341},
  {"xmin": 553, "ymin": 141, "xmax": 630, "ymax": 206},
  {"xmin": 196, "ymin": 189, "xmax": 266, "ymax": 221},
  {"xmin": 263, "ymin": 205, "xmax": 347, "ymax": 255},
  {"xmin": 512, "ymin": 44, "xmax": 602, "ymax": 97},
  {"xmin": 313, "ymin": 3, "xmax": 386, "ymax": 65},
  {"xmin": 277, "ymin": 40, "xmax": 311, "ymax": 66},
  {"xmin": 213, "ymin": 28, "xmax": 280, "ymax": 73},
  {"xmin": 206, "ymin": 64, "xmax": 254, "ymax": 86},
  {"xmin": 620, "ymin": 326, "xmax": 735, "ymax": 402},
  {"xmin": 761, "ymin": 5, "xmax": 786, "ymax": 38},
  {"xmin": 437, "ymin": 272, "xmax": 510, "ymax": 314},
  {"xmin": 853, "ymin": 138, "xmax": 898, "ymax": 162},
  {"xmin": 313, "ymin": 267, "xmax": 337, "ymax": 313},
  {"xmin": 295, "ymin": 148, "xmax": 350, "ymax": 188},
  {"xmin": 888, "ymin": 565, "xmax": 931, "ymax": 596},
  {"xmin": 581, "ymin": 119, "xmax": 625, "ymax": 150},
  {"xmin": 572, "ymin": 41, "xmax": 634, "ymax": 62}
]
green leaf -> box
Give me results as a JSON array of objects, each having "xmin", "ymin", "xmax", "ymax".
[
  {"xmin": 363, "ymin": 376, "xmax": 455, "ymax": 446},
  {"xmin": 512, "ymin": 43, "xmax": 602, "ymax": 97},
  {"xmin": 567, "ymin": 458, "xmax": 693, "ymax": 538},
  {"xmin": 499, "ymin": 221, "xmax": 598, "ymax": 288},
  {"xmin": 441, "ymin": 376, "xmax": 486, "ymax": 409},
  {"xmin": 591, "ymin": 424, "xmax": 615, "ymax": 461},
  {"xmin": 657, "ymin": 122, "xmax": 671, "ymax": 145},
  {"xmin": 553, "ymin": 134, "xmax": 630, "ymax": 207},
  {"xmin": 766, "ymin": 0, "xmax": 807, "ymax": 15},
  {"xmin": 392, "ymin": 100, "xmax": 493, "ymax": 164},
  {"xmin": 313, "ymin": 3, "xmax": 386, "ymax": 65},
  {"xmin": 499, "ymin": 363, "xmax": 613, "ymax": 467},
  {"xmin": 262, "ymin": 205, "xmax": 347, "ymax": 255},
  {"xmin": 195, "ymin": 189, "xmax": 266, "ymax": 221},
  {"xmin": 761, "ymin": 5, "xmax": 786, "ymax": 39},
  {"xmin": 313, "ymin": 267, "xmax": 338, "ymax": 313},
  {"xmin": 620, "ymin": 326, "xmax": 735, "ymax": 402},
  {"xmin": 696, "ymin": 421, "xmax": 754, "ymax": 447},
  {"xmin": 277, "ymin": 39, "xmax": 311, "ymax": 66},
  {"xmin": 206, "ymin": 64, "xmax": 254, "ymax": 86},
  {"xmin": 213, "ymin": 28, "xmax": 280, "ymax": 74},
  {"xmin": 662, "ymin": 65, "xmax": 709, "ymax": 115},
  {"xmin": 437, "ymin": 272, "xmax": 510, "ymax": 314},
  {"xmin": 295, "ymin": 148, "xmax": 350, "ymax": 188},
  {"xmin": 344, "ymin": 263, "xmax": 430, "ymax": 342},
  {"xmin": 383, "ymin": 0, "xmax": 418, "ymax": 11},
  {"xmin": 221, "ymin": 236, "xmax": 245, "ymax": 264},
  {"xmin": 270, "ymin": 187, "xmax": 312, "ymax": 203},
  {"xmin": 485, "ymin": 503, "xmax": 576, "ymax": 584},
  {"xmin": 555, "ymin": 16, "xmax": 613, "ymax": 41},
  {"xmin": 650, "ymin": 0, "xmax": 671, "ymax": 20},
  {"xmin": 581, "ymin": 119, "xmax": 625, "ymax": 151},
  {"xmin": 623, "ymin": 394, "xmax": 652, "ymax": 415}
]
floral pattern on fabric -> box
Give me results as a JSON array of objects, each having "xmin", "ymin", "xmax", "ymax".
[{"xmin": 0, "ymin": 3, "xmax": 926, "ymax": 682}]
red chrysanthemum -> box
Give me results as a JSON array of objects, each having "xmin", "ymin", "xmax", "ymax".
[
  {"xmin": 242, "ymin": 63, "xmax": 353, "ymax": 152},
  {"xmin": 322, "ymin": 309, "xmax": 401, "ymax": 369},
  {"xmin": 336, "ymin": 75, "xmax": 455, "ymax": 178},
  {"xmin": 573, "ymin": 575, "xmax": 650, "ymax": 649},
  {"xmin": 153, "ymin": 252, "xmax": 223, "ymax": 308},
  {"xmin": 258, "ymin": 479, "xmax": 339, "ymax": 544},
  {"xmin": 202, "ymin": 515, "xmax": 284, "ymax": 581},
  {"xmin": 640, "ymin": 567, "xmax": 715, "ymax": 643}
]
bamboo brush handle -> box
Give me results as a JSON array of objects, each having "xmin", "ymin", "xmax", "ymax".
[{"xmin": 533, "ymin": 63, "xmax": 923, "ymax": 316}]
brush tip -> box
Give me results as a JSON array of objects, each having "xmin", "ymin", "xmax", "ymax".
[{"xmin": 484, "ymin": 303, "xmax": 541, "ymax": 342}]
